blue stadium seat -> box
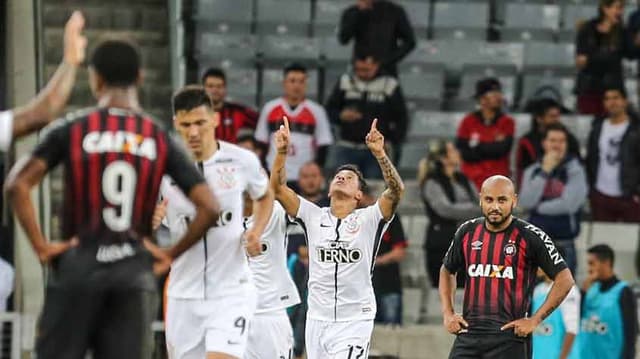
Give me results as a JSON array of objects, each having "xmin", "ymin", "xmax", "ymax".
[
  {"xmin": 520, "ymin": 73, "xmax": 576, "ymax": 111},
  {"xmin": 399, "ymin": 66, "xmax": 445, "ymax": 112},
  {"xmin": 523, "ymin": 42, "xmax": 575, "ymax": 72},
  {"xmin": 258, "ymin": 35, "xmax": 320, "ymax": 67},
  {"xmin": 501, "ymin": 3, "xmax": 560, "ymax": 42},
  {"xmin": 314, "ymin": 0, "xmax": 349, "ymax": 37},
  {"xmin": 431, "ymin": 2, "xmax": 489, "ymax": 41},
  {"xmin": 395, "ymin": 1, "xmax": 430, "ymax": 38},
  {"xmin": 225, "ymin": 68, "xmax": 259, "ymax": 107},
  {"xmin": 562, "ymin": 4, "xmax": 597, "ymax": 31},
  {"xmin": 193, "ymin": 0, "xmax": 253, "ymax": 34},
  {"xmin": 195, "ymin": 33, "xmax": 257, "ymax": 67},
  {"xmin": 256, "ymin": 0, "xmax": 311, "ymax": 36},
  {"xmin": 320, "ymin": 36, "xmax": 352, "ymax": 67}
]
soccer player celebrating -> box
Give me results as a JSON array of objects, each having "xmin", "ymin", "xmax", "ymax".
[
  {"xmin": 158, "ymin": 86, "xmax": 272, "ymax": 359},
  {"xmin": 243, "ymin": 193, "xmax": 301, "ymax": 358},
  {"xmin": 5, "ymin": 40, "xmax": 219, "ymax": 359},
  {"xmin": 439, "ymin": 175, "xmax": 574, "ymax": 359},
  {"xmin": 1, "ymin": 11, "xmax": 86, "ymax": 152},
  {"xmin": 270, "ymin": 117, "xmax": 404, "ymax": 358}
]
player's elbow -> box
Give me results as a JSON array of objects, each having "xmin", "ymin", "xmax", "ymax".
[{"xmin": 4, "ymin": 177, "xmax": 27, "ymax": 204}]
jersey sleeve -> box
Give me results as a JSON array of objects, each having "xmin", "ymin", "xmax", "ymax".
[
  {"xmin": 442, "ymin": 222, "xmax": 469, "ymax": 273},
  {"xmin": 31, "ymin": 118, "xmax": 72, "ymax": 169},
  {"xmin": 164, "ymin": 136, "xmax": 205, "ymax": 195},
  {"xmin": 0, "ymin": 111, "xmax": 13, "ymax": 152},
  {"xmin": 295, "ymin": 195, "xmax": 322, "ymax": 225},
  {"xmin": 559, "ymin": 285, "xmax": 580, "ymax": 334},
  {"xmin": 244, "ymin": 152, "xmax": 269, "ymax": 200},
  {"xmin": 524, "ymin": 224, "xmax": 568, "ymax": 279}
]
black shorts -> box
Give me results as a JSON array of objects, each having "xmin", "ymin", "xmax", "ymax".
[
  {"xmin": 449, "ymin": 333, "xmax": 531, "ymax": 359},
  {"xmin": 36, "ymin": 243, "xmax": 158, "ymax": 359}
]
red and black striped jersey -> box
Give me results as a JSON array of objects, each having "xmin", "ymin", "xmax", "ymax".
[
  {"xmin": 215, "ymin": 101, "xmax": 258, "ymax": 143},
  {"xmin": 443, "ymin": 216, "xmax": 567, "ymax": 335},
  {"xmin": 32, "ymin": 107, "xmax": 204, "ymax": 244}
]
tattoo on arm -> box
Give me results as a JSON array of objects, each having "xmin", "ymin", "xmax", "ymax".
[
  {"xmin": 377, "ymin": 154, "xmax": 404, "ymax": 210},
  {"xmin": 539, "ymin": 303, "xmax": 559, "ymax": 321}
]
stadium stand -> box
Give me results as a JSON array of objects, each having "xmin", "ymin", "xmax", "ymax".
[{"xmin": 3, "ymin": 0, "xmax": 640, "ymax": 358}]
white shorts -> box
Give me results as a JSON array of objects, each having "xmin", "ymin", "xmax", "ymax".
[
  {"xmin": 0, "ymin": 111, "xmax": 14, "ymax": 152},
  {"xmin": 305, "ymin": 318, "xmax": 374, "ymax": 359},
  {"xmin": 245, "ymin": 309, "xmax": 293, "ymax": 359},
  {"xmin": 166, "ymin": 295, "xmax": 255, "ymax": 358}
]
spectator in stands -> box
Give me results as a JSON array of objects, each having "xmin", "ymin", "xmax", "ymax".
[
  {"xmin": 575, "ymin": 0, "xmax": 631, "ymax": 116},
  {"xmin": 519, "ymin": 123, "xmax": 588, "ymax": 275},
  {"xmin": 360, "ymin": 189, "xmax": 407, "ymax": 326},
  {"xmin": 532, "ymin": 252, "xmax": 581, "ymax": 359},
  {"xmin": 325, "ymin": 53, "xmax": 408, "ymax": 178},
  {"xmin": 201, "ymin": 67, "xmax": 258, "ymax": 143},
  {"xmin": 455, "ymin": 78, "xmax": 515, "ymax": 190},
  {"xmin": 338, "ymin": 0, "xmax": 416, "ymax": 76},
  {"xmin": 418, "ymin": 140, "xmax": 479, "ymax": 288},
  {"xmin": 572, "ymin": 244, "xmax": 638, "ymax": 359},
  {"xmin": 586, "ymin": 86, "xmax": 640, "ymax": 222},
  {"xmin": 515, "ymin": 98, "xmax": 581, "ymax": 187},
  {"xmin": 256, "ymin": 63, "xmax": 333, "ymax": 183},
  {"xmin": 295, "ymin": 161, "xmax": 329, "ymax": 207}
]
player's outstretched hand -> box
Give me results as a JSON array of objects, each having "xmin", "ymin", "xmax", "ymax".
[
  {"xmin": 63, "ymin": 11, "xmax": 87, "ymax": 66},
  {"xmin": 243, "ymin": 230, "xmax": 262, "ymax": 257},
  {"xmin": 365, "ymin": 118, "xmax": 385, "ymax": 157},
  {"xmin": 443, "ymin": 312, "xmax": 469, "ymax": 335},
  {"xmin": 501, "ymin": 317, "xmax": 540, "ymax": 337},
  {"xmin": 152, "ymin": 198, "xmax": 169, "ymax": 231},
  {"xmin": 37, "ymin": 237, "xmax": 79, "ymax": 263},
  {"xmin": 275, "ymin": 116, "xmax": 291, "ymax": 156}
]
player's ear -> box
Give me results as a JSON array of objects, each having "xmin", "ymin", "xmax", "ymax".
[{"xmin": 354, "ymin": 190, "xmax": 363, "ymax": 202}]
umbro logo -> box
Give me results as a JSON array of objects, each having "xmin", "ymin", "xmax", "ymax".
[
  {"xmin": 320, "ymin": 224, "xmax": 332, "ymax": 228},
  {"xmin": 227, "ymin": 340, "xmax": 240, "ymax": 345},
  {"xmin": 471, "ymin": 240, "xmax": 483, "ymax": 250}
]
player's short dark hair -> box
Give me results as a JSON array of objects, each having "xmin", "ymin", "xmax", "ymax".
[
  {"xmin": 201, "ymin": 67, "xmax": 226, "ymax": 85},
  {"xmin": 335, "ymin": 164, "xmax": 368, "ymax": 192},
  {"xmin": 172, "ymin": 85, "xmax": 213, "ymax": 114},
  {"xmin": 283, "ymin": 62, "xmax": 307, "ymax": 77},
  {"xmin": 532, "ymin": 98, "xmax": 562, "ymax": 119},
  {"xmin": 89, "ymin": 39, "xmax": 141, "ymax": 87},
  {"xmin": 542, "ymin": 122, "xmax": 569, "ymax": 141},
  {"xmin": 588, "ymin": 244, "xmax": 615, "ymax": 265},
  {"xmin": 604, "ymin": 85, "xmax": 627, "ymax": 99}
]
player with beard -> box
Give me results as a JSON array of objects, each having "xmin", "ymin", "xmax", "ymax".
[{"xmin": 439, "ymin": 175, "xmax": 574, "ymax": 359}]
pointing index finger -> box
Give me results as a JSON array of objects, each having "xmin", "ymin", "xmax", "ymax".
[
  {"xmin": 501, "ymin": 321, "xmax": 516, "ymax": 331},
  {"xmin": 370, "ymin": 118, "xmax": 378, "ymax": 131},
  {"xmin": 283, "ymin": 116, "xmax": 290, "ymax": 132}
]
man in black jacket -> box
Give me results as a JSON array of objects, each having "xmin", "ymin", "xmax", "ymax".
[
  {"xmin": 586, "ymin": 86, "xmax": 640, "ymax": 222},
  {"xmin": 325, "ymin": 53, "xmax": 408, "ymax": 178},
  {"xmin": 338, "ymin": 0, "xmax": 416, "ymax": 76}
]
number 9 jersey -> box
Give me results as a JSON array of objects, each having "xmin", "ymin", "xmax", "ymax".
[{"xmin": 32, "ymin": 107, "xmax": 204, "ymax": 244}]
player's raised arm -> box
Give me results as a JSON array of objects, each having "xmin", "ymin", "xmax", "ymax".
[
  {"xmin": 269, "ymin": 116, "xmax": 300, "ymax": 217},
  {"xmin": 12, "ymin": 11, "xmax": 86, "ymax": 138},
  {"xmin": 366, "ymin": 118, "xmax": 404, "ymax": 221}
]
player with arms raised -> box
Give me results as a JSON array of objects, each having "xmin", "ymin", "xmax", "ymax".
[
  {"xmin": 271, "ymin": 117, "xmax": 404, "ymax": 358},
  {"xmin": 5, "ymin": 40, "xmax": 219, "ymax": 359}
]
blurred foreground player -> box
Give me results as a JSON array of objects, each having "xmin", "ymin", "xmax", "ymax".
[
  {"xmin": 244, "ymin": 192, "xmax": 301, "ymax": 359},
  {"xmin": 271, "ymin": 118, "xmax": 404, "ymax": 358},
  {"xmin": 157, "ymin": 86, "xmax": 272, "ymax": 359},
  {"xmin": 439, "ymin": 175, "xmax": 574, "ymax": 359},
  {"xmin": 0, "ymin": 11, "xmax": 86, "ymax": 152},
  {"xmin": 4, "ymin": 40, "xmax": 219, "ymax": 359}
]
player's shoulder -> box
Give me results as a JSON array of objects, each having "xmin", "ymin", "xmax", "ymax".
[
  {"xmin": 514, "ymin": 217, "xmax": 551, "ymax": 242},
  {"xmin": 217, "ymin": 141, "xmax": 260, "ymax": 162},
  {"xmin": 457, "ymin": 217, "xmax": 483, "ymax": 234}
]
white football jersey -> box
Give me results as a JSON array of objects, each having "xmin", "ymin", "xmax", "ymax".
[
  {"xmin": 245, "ymin": 202, "xmax": 301, "ymax": 314},
  {"xmin": 296, "ymin": 197, "xmax": 391, "ymax": 322},
  {"xmin": 0, "ymin": 111, "xmax": 13, "ymax": 152},
  {"xmin": 161, "ymin": 141, "xmax": 269, "ymax": 299}
]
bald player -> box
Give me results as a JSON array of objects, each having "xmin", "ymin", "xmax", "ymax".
[{"xmin": 439, "ymin": 175, "xmax": 574, "ymax": 359}]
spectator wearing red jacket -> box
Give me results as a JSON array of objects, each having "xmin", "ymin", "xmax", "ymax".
[
  {"xmin": 455, "ymin": 78, "xmax": 515, "ymax": 189},
  {"xmin": 202, "ymin": 67, "xmax": 258, "ymax": 143}
]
